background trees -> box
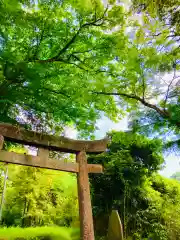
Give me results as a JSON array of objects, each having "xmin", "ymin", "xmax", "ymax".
[
  {"xmin": 0, "ymin": 163, "xmax": 79, "ymax": 228},
  {"xmin": 0, "ymin": 0, "xmax": 180, "ymax": 239},
  {"xmin": 0, "ymin": 140, "xmax": 79, "ymax": 228},
  {"xmin": 89, "ymin": 131, "xmax": 180, "ymax": 239},
  {"xmin": 0, "ymin": 132, "xmax": 180, "ymax": 239}
]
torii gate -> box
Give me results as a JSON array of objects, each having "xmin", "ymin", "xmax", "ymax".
[{"xmin": 0, "ymin": 123, "xmax": 108, "ymax": 240}]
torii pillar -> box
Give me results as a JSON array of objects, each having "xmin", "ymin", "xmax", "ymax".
[{"xmin": 0, "ymin": 123, "xmax": 108, "ymax": 240}]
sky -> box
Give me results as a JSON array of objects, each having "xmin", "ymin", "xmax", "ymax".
[{"xmin": 65, "ymin": 116, "xmax": 180, "ymax": 178}]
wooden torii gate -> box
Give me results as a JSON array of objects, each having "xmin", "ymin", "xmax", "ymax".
[{"xmin": 0, "ymin": 123, "xmax": 108, "ymax": 240}]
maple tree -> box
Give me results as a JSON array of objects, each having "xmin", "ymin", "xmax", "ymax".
[
  {"xmin": 132, "ymin": 0, "xmax": 180, "ymax": 39},
  {"xmin": 0, "ymin": 0, "xmax": 126, "ymax": 135}
]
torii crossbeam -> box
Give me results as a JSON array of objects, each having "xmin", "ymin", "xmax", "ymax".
[{"xmin": 0, "ymin": 123, "xmax": 108, "ymax": 240}]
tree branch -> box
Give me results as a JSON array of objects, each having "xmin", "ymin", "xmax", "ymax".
[
  {"xmin": 23, "ymin": 104, "xmax": 55, "ymax": 115},
  {"xmin": 34, "ymin": 20, "xmax": 47, "ymax": 57},
  {"xmin": 40, "ymin": 87, "xmax": 70, "ymax": 98},
  {"xmin": 71, "ymin": 49, "xmax": 94, "ymax": 55},
  {"xmin": 93, "ymin": 90, "xmax": 180, "ymax": 128},
  {"xmin": 92, "ymin": 91, "xmax": 170, "ymax": 118},
  {"xmin": 31, "ymin": 8, "xmax": 108, "ymax": 64}
]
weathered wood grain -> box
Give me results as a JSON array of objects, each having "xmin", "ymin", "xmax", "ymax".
[
  {"xmin": 0, "ymin": 123, "xmax": 107, "ymax": 240},
  {"xmin": 0, "ymin": 150, "xmax": 78, "ymax": 172},
  {"xmin": 0, "ymin": 151, "xmax": 103, "ymax": 173},
  {"xmin": 37, "ymin": 148, "xmax": 49, "ymax": 161},
  {"xmin": 0, "ymin": 135, "xmax": 4, "ymax": 150},
  {"xmin": 76, "ymin": 151, "xmax": 95, "ymax": 240},
  {"xmin": 0, "ymin": 123, "xmax": 108, "ymax": 153}
]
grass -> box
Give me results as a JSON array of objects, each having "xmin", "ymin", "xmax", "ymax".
[{"xmin": 0, "ymin": 226, "xmax": 80, "ymax": 240}]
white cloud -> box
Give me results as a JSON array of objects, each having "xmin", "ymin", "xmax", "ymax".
[
  {"xmin": 160, "ymin": 155, "xmax": 180, "ymax": 177},
  {"xmin": 95, "ymin": 115, "xmax": 128, "ymax": 139},
  {"xmin": 63, "ymin": 126, "xmax": 77, "ymax": 139}
]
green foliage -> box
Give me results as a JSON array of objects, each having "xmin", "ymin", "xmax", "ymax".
[
  {"xmin": 0, "ymin": 0, "xmax": 179, "ymax": 143},
  {"xmin": 132, "ymin": 0, "xmax": 180, "ymax": 37},
  {"xmin": 0, "ymin": 144, "xmax": 79, "ymax": 228},
  {"xmin": 0, "ymin": 1, "xmax": 180, "ymax": 239},
  {"xmin": 117, "ymin": 0, "xmax": 180, "ymax": 151},
  {"xmin": 129, "ymin": 105, "xmax": 180, "ymax": 155},
  {"xmin": 89, "ymin": 131, "xmax": 180, "ymax": 239},
  {"xmin": 0, "ymin": 226, "xmax": 80, "ymax": 240},
  {"xmin": 89, "ymin": 131, "xmax": 165, "ymax": 239},
  {"xmin": 1, "ymin": 165, "xmax": 79, "ymax": 228},
  {"xmin": 150, "ymin": 175, "xmax": 180, "ymax": 240},
  {"xmin": 0, "ymin": 0, "xmax": 127, "ymax": 135}
]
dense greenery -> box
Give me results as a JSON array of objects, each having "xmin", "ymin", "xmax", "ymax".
[
  {"xmin": 0, "ymin": 164, "xmax": 79, "ymax": 227},
  {"xmin": 0, "ymin": 133, "xmax": 179, "ymax": 239},
  {"xmin": 0, "ymin": 146, "xmax": 80, "ymax": 239},
  {"xmin": 89, "ymin": 131, "xmax": 180, "ymax": 239},
  {"xmin": 0, "ymin": 226, "xmax": 79, "ymax": 240},
  {"xmin": 128, "ymin": 0, "xmax": 180, "ymax": 153},
  {"xmin": 0, "ymin": 0, "xmax": 179, "ymax": 139},
  {"xmin": 0, "ymin": 0, "xmax": 180, "ymax": 239},
  {"xmin": 0, "ymin": 0, "xmax": 127, "ymax": 136},
  {"xmin": 132, "ymin": 0, "xmax": 180, "ymax": 37}
]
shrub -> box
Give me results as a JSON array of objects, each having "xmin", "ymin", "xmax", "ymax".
[{"xmin": 0, "ymin": 226, "xmax": 80, "ymax": 240}]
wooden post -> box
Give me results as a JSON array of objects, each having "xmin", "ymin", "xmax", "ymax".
[
  {"xmin": 0, "ymin": 123, "xmax": 108, "ymax": 239},
  {"xmin": 0, "ymin": 163, "xmax": 8, "ymax": 224},
  {"xmin": 0, "ymin": 135, "xmax": 4, "ymax": 150},
  {"xmin": 76, "ymin": 151, "xmax": 95, "ymax": 240},
  {"xmin": 0, "ymin": 135, "xmax": 7, "ymax": 224},
  {"xmin": 37, "ymin": 148, "xmax": 49, "ymax": 161}
]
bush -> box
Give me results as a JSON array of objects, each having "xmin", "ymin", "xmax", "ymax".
[{"xmin": 0, "ymin": 226, "xmax": 80, "ymax": 240}]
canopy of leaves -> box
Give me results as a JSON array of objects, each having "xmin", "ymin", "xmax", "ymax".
[
  {"xmin": 132, "ymin": 0, "xmax": 180, "ymax": 38},
  {"xmin": 0, "ymin": 0, "xmax": 127, "ymax": 135},
  {"xmin": 89, "ymin": 3, "xmax": 180, "ymax": 148},
  {"xmin": 1, "ymin": 0, "xmax": 179, "ymax": 142},
  {"xmin": 93, "ymin": 21, "xmax": 180, "ymax": 128}
]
